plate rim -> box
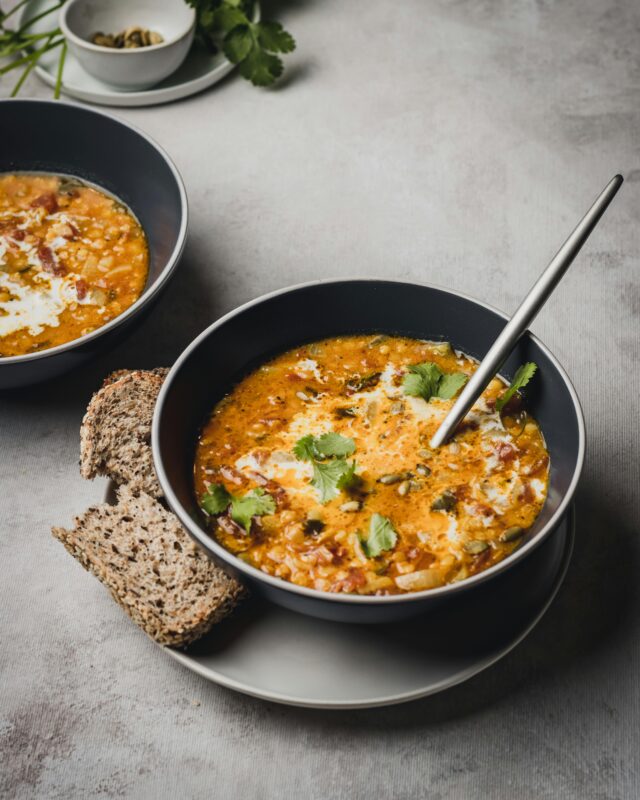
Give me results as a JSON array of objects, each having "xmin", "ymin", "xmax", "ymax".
[
  {"xmin": 22, "ymin": 0, "xmax": 261, "ymax": 107},
  {"xmin": 161, "ymin": 506, "xmax": 575, "ymax": 709}
]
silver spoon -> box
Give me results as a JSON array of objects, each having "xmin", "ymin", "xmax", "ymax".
[{"xmin": 430, "ymin": 173, "xmax": 623, "ymax": 449}]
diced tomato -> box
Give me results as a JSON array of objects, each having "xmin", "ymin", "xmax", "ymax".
[
  {"xmin": 38, "ymin": 245, "xmax": 65, "ymax": 276},
  {"xmin": 496, "ymin": 442, "xmax": 518, "ymax": 463},
  {"xmin": 31, "ymin": 193, "xmax": 59, "ymax": 214},
  {"xmin": 75, "ymin": 278, "xmax": 88, "ymax": 301}
]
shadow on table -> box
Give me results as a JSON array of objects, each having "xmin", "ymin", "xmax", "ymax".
[
  {"xmin": 0, "ymin": 238, "xmax": 225, "ymax": 413},
  {"xmin": 234, "ymin": 477, "xmax": 637, "ymax": 728}
]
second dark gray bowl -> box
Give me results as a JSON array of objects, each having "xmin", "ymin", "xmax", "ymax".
[
  {"xmin": 0, "ymin": 99, "xmax": 187, "ymax": 389},
  {"xmin": 153, "ymin": 279, "xmax": 584, "ymax": 623}
]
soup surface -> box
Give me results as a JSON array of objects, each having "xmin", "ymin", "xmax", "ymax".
[
  {"xmin": 194, "ymin": 335, "xmax": 549, "ymax": 595},
  {"xmin": 0, "ymin": 173, "xmax": 148, "ymax": 357}
]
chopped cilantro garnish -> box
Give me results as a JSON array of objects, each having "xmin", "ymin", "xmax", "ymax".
[
  {"xmin": 311, "ymin": 458, "xmax": 358, "ymax": 504},
  {"xmin": 200, "ymin": 483, "xmax": 275, "ymax": 533},
  {"xmin": 495, "ymin": 362, "xmax": 538, "ymax": 412},
  {"xmin": 293, "ymin": 432, "xmax": 356, "ymax": 461},
  {"xmin": 361, "ymin": 513, "xmax": 398, "ymax": 558},
  {"xmin": 402, "ymin": 362, "xmax": 468, "ymax": 402},
  {"xmin": 293, "ymin": 432, "xmax": 358, "ymax": 503},
  {"xmin": 200, "ymin": 483, "xmax": 232, "ymax": 515}
]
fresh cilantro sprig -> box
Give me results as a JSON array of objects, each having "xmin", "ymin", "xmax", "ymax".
[
  {"xmin": 200, "ymin": 482, "xmax": 276, "ymax": 532},
  {"xmin": 187, "ymin": 0, "xmax": 295, "ymax": 86},
  {"xmin": 495, "ymin": 362, "xmax": 538, "ymax": 413},
  {"xmin": 360, "ymin": 513, "xmax": 397, "ymax": 558},
  {"xmin": 402, "ymin": 362, "xmax": 468, "ymax": 403},
  {"xmin": 294, "ymin": 432, "xmax": 359, "ymax": 504}
]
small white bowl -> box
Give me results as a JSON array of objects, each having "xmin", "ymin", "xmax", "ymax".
[{"xmin": 60, "ymin": 0, "xmax": 196, "ymax": 91}]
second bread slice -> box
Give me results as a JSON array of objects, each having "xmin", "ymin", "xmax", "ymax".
[{"xmin": 80, "ymin": 368, "xmax": 168, "ymax": 497}]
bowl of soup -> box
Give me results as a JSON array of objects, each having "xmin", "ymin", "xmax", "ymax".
[
  {"xmin": 0, "ymin": 99, "xmax": 187, "ymax": 389},
  {"xmin": 152, "ymin": 279, "xmax": 584, "ymax": 623}
]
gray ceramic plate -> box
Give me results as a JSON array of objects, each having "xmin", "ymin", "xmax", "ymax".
[
  {"xmin": 22, "ymin": 0, "xmax": 260, "ymax": 107},
  {"xmin": 164, "ymin": 508, "xmax": 574, "ymax": 709}
]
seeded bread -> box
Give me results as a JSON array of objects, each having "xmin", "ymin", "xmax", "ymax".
[
  {"xmin": 52, "ymin": 487, "xmax": 245, "ymax": 647},
  {"xmin": 80, "ymin": 368, "xmax": 169, "ymax": 497}
]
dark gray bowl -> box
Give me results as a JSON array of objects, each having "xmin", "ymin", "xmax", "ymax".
[
  {"xmin": 0, "ymin": 99, "xmax": 187, "ymax": 389},
  {"xmin": 153, "ymin": 279, "xmax": 585, "ymax": 623}
]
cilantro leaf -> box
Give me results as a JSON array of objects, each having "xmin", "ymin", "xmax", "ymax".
[
  {"xmin": 402, "ymin": 362, "xmax": 468, "ymax": 402},
  {"xmin": 256, "ymin": 21, "xmax": 296, "ymax": 53},
  {"xmin": 437, "ymin": 371, "xmax": 468, "ymax": 400},
  {"xmin": 238, "ymin": 41, "xmax": 284, "ymax": 86},
  {"xmin": 200, "ymin": 483, "xmax": 232, "ymax": 515},
  {"xmin": 230, "ymin": 488, "xmax": 276, "ymax": 532},
  {"xmin": 311, "ymin": 458, "xmax": 358, "ymax": 504},
  {"xmin": 200, "ymin": 483, "xmax": 275, "ymax": 533},
  {"xmin": 293, "ymin": 432, "xmax": 356, "ymax": 461},
  {"xmin": 314, "ymin": 432, "xmax": 356, "ymax": 458},
  {"xmin": 293, "ymin": 434, "xmax": 318, "ymax": 461},
  {"xmin": 361, "ymin": 513, "xmax": 398, "ymax": 558},
  {"xmin": 495, "ymin": 362, "xmax": 538, "ymax": 412},
  {"xmin": 336, "ymin": 459, "xmax": 359, "ymax": 491},
  {"xmin": 223, "ymin": 24, "xmax": 253, "ymax": 62}
]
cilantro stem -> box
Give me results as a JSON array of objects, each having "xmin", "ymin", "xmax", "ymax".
[
  {"xmin": 0, "ymin": 36, "xmax": 63, "ymax": 75},
  {"xmin": 18, "ymin": 3, "xmax": 64, "ymax": 34},
  {"xmin": 54, "ymin": 38, "xmax": 66, "ymax": 98},
  {"xmin": 10, "ymin": 46, "xmax": 36, "ymax": 95}
]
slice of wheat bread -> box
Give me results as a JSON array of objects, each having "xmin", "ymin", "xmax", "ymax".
[
  {"xmin": 80, "ymin": 368, "xmax": 169, "ymax": 497},
  {"xmin": 52, "ymin": 487, "xmax": 245, "ymax": 647}
]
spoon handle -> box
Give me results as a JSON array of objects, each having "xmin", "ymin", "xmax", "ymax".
[{"xmin": 430, "ymin": 173, "xmax": 623, "ymax": 449}]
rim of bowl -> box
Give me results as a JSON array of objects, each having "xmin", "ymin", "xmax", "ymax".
[
  {"xmin": 0, "ymin": 98, "xmax": 188, "ymax": 367},
  {"xmin": 152, "ymin": 277, "xmax": 586, "ymax": 606},
  {"xmin": 60, "ymin": 0, "xmax": 196, "ymax": 54}
]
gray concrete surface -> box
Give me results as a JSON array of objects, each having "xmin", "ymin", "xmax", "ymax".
[{"xmin": 1, "ymin": 0, "xmax": 639, "ymax": 797}]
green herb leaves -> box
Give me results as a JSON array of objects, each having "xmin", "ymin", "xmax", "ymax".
[
  {"xmin": 360, "ymin": 513, "xmax": 397, "ymax": 558},
  {"xmin": 495, "ymin": 362, "xmax": 538, "ymax": 412},
  {"xmin": 402, "ymin": 362, "xmax": 468, "ymax": 403},
  {"xmin": 294, "ymin": 432, "xmax": 356, "ymax": 461},
  {"xmin": 188, "ymin": 1, "xmax": 296, "ymax": 87},
  {"xmin": 294, "ymin": 432, "xmax": 359, "ymax": 503},
  {"xmin": 200, "ymin": 483, "xmax": 276, "ymax": 532}
]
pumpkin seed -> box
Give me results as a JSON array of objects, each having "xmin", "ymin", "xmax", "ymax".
[
  {"xmin": 378, "ymin": 472, "xmax": 412, "ymax": 485},
  {"xmin": 431, "ymin": 489, "xmax": 457, "ymax": 511},
  {"xmin": 339, "ymin": 500, "xmax": 361, "ymax": 512},
  {"xmin": 431, "ymin": 341, "xmax": 453, "ymax": 356},
  {"xmin": 397, "ymin": 481, "xmax": 410, "ymax": 496},
  {"xmin": 368, "ymin": 335, "xmax": 389, "ymax": 347},
  {"xmin": 415, "ymin": 464, "xmax": 431, "ymax": 477},
  {"xmin": 335, "ymin": 406, "xmax": 358, "ymax": 418},
  {"xmin": 464, "ymin": 540, "xmax": 489, "ymax": 555},
  {"xmin": 418, "ymin": 448, "xmax": 433, "ymax": 459},
  {"xmin": 304, "ymin": 519, "xmax": 325, "ymax": 535},
  {"xmin": 500, "ymin": 526, "xmax": 524, "ymax": 543}
]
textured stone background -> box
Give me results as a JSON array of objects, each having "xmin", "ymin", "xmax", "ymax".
[{"xmin": 1, "ymin": 0, "xmax": 639, "ymax": 797}]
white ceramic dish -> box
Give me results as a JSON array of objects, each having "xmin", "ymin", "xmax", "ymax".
[
  {"xmin": 22, "ymin": 0, "xmax": 260, "ymax": 107},
  {"xmin": 105, "ymin": 483, "xmax": 574, "ymax": 709},
  {"xmin": 60, "ymin": 0, "xmax": 195, "ymax": 90}
]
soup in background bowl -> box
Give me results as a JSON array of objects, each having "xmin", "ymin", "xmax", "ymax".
[
  {"xmin": 153, "ymin": 279, "xmax": 584, "ymax": 624},
  {"xmin": 0, "ymin": 173, "xmax": 148, "ymax": 357},
  {"xmin": 0, "ymin": 99, "xmax": 187, "ymax": 389}
]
